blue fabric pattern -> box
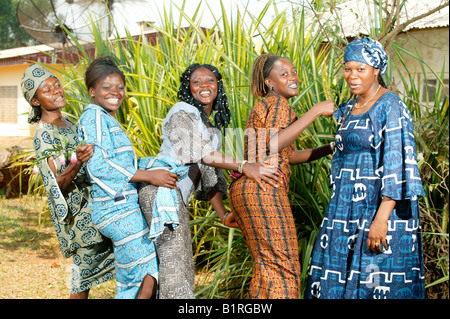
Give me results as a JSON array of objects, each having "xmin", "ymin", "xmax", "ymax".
[
  {"xmin": 344, "ymin": 36, "xmax": 388, "ymax": 75},
  {"xmin": 305, "ymin": 92, "xmax": 425, "ymax": 299},
  {"xmin": 139, "ymin": 156, "xmax": 189, "ymax": 239},
  {"xmin": 78, "ymin": 104, "xmax": 158, "ymax": 298}
]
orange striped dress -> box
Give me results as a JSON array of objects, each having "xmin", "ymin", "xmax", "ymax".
[{"xmin": 229, "ymin": 95, "xmax": 301, "ymax": 299}]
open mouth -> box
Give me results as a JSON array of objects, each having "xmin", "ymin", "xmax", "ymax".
[
  {"xmin": 106, "ymin": 98, "xmax": 121, "ymax": 104},
  {"xmin": 199, "ymin": 90, "xmax": 212, "ymax": 97},
  {"xmin": 288, "ymin": 83, "xmax": 299, "ymax": 89},
  {"xmin": 54, "ymin": 95, "xmax": 64, "ymax": 102}
]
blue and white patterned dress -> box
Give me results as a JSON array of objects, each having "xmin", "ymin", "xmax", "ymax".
[
  {"xmin": 305, "ymin": 92, "xmax": 425, "ymax": 299},
  {"xmin": 78, "ymin": 104, "xmax": 158, "ymax": 299},
  {"xmin": 33, "ymin": 119, "xmax": 115, "ymax": 294}
]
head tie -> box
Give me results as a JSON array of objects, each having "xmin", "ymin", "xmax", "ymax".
[
  {"xmin": 344, "ymin": 36, "xmax": 388, "ymax": 75},
  {"xmin": 20, "ymin": 64, "xmax": 57, "ymax": 123}
]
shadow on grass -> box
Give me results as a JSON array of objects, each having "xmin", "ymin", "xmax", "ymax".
[{"xmin": 0, "ymin": 200, "xmax": 58, "ymax": 259}]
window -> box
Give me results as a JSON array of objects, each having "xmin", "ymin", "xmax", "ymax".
[
  {"xmin": 0, "ymin": 86, "xmax": 18, "ymax": 124},
  {"xmin": 422, "ymin": 78, "xmax": 449, "ymax": 104}
]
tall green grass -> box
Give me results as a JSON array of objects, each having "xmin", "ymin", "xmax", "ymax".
[{"xmin": 19, "ymin": 0, "xmax": 448, "ymax": 298}]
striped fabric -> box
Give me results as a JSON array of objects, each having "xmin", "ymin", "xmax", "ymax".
[{"xmin": 229, "ymin": 95, "xmax": 301, "ymax": 298}]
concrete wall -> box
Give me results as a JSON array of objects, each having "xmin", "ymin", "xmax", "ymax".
[
  {"xmin": 392, "ymin": 27, "xmax": 449, "ymax": 106},
  {"xmin": 0, "ymin": 64, "xmax": 31, "ymax": 137}
]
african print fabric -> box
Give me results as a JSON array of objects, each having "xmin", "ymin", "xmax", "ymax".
[
  {"xmin": 229, "ymin": 95, "xmax": 301, "ymax": 299},
  {"xmin": 305, "ymin": 92, "xmax": 425, "ymax": 299},
  {"xmin": 78, "ymin": 104, "xmax": 158, "ymax": 299},
  {"xmin": 138, "ymin": 101, "xmax": 227, "ymax": 299},
  {"xmin": 33, "ymin": 119, "xmax": 115, "ymax": 294}
]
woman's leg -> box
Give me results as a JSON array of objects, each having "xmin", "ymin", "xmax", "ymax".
[
  {"xmin": 93, "ymin": 204, "xmax": 158, "ymax": 299},
  {"xmin": 137, "ymin": 274, "xmax": 157, "ymax": 299},
  {"xmin": 69, "ymin": 290, "xmax": 90, "ymax": 299},
  {"xmin": 230, "ymin": 180, "xmax": 301, "ymax": 299},
  {"xmin": 139, "ymin": 184, "xmax": 195, "ymax": 299},
  {"xmin": 155, "ymin": 199, "xmax": 195, "ymax": 299}
]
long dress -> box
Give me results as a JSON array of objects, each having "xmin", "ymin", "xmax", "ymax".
[
  {"xmin": 228, "ymin": 95, "xmax": 301, "ymax": 299},
  {"xmin": 77, "ymin": 104, "xmax": 158, "ymax": 299},
  {"xmin": 33, "ymin": 118, "xmax": 115, "ymax": 294},
  {"xmin": 305, "ymin": 92, "xmax": 425, "ymax": 299},
  {"xmin": 138, "ymin": 101, "xmax": 228, "ymax": 298}
]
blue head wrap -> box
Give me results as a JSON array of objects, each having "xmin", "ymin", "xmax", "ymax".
[{"xmin": 344, "ymin": 36, "xmax": 388, "ymax": 76}]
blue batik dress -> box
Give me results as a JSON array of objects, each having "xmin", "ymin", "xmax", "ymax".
[
  {"xmin": 305, "ymin": 92, "xmax": 425, "ymax": 299},
  {"xmin": 78, "ymin": 104, "xmax": 158, "ymax": 299}
]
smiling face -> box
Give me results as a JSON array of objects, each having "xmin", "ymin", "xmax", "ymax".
[
  {"xmin": 89, "ymin": 73, "xmax": 125, "ymax": 117},
  {"xmin": 343, "ymin": 61, "xmax": 380, "ymax": 96},
  {"xmin": 189, "ymin": 67, "xmax": 218, "ymax": 114},
  {"xmin": 264, "ymin": 58, "xmax": 299, "ymax": 99},
  {"xmin": 31, "ymin": 76, "xmax": 65, "ymax": 111}
]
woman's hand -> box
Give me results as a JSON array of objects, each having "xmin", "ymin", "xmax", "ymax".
[
  {"xmin": 75, "ymin": 143, "xmax": 95, "ymax": 163},
  {"xmin": 242, "ymin": 162, "xmax": 283, "ymax": 191},
  {"xmin": 223, "ymin": 211, "xmax": 239, "ymax": 229},
  {"xmin": 148, "ymin": 169, "xmax": 179, "ymax": 189},
  {"xmin": 367, "ymin": 219, "xmax": 388, "ymax": 253},
  {"xmin": 312, "ymin": 100, "xmax": 335, "ymax": 118},
  {"xmin": 367, "ymin": 196, "xmax": 396, "ymax": 254}
]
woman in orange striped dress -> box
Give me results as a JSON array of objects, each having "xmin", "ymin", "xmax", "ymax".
[{"xmin": 228, "ymin": 53, "xmax": 335, "ymax": 298}]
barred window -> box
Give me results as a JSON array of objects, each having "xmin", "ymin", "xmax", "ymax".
[{"xmin": 0, "ymin": 86, "xmax": 18, "ymax": 124}]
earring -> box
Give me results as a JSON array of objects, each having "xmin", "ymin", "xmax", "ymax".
[{"xmin": 271, "ymin": 87, "xmax": 274, "ymax": 91}]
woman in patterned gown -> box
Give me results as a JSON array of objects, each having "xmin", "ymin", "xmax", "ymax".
[
  {"xmin": 228, "ymin": 53, "xmax": 335, "ymax": 299},
  {"xmin": 77, "ymin": 56, "xmax": 179, "ymax": 298},
  {"xmin": 22, "ymin": 63, "xmax": 115, "ymax": 298},
  {"xmin": 304, "ymin": 37, "xmax": 425, "ymax": 299},
  {"xmin": 138, "ymin": 63, "xmax": 282, "ymax": 298}
]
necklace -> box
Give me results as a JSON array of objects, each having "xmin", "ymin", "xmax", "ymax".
[{"xmin": 354, "ymin": 85, "xmax": 381, "ymax": 109}]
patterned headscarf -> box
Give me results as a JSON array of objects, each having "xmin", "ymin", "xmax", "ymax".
[
  {"xmin": 21, "ymin": 63, "xmax": 57, "ymax": 123},
  {"xmin": 344, "ymin": 36, "xmax": 388, "ymax": 76}
]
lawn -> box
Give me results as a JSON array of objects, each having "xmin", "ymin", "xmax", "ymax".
[{"xmin": 0, "ymin": 196, "xmax": 116, "ymax": 299}]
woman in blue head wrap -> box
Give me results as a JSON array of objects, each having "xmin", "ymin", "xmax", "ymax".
[{"xmin": 305, "ymin": 37, "xmax": 425, "ymax": 299}]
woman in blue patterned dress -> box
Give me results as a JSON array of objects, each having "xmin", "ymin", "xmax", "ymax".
[
  {"xmin": 305, "ymin": 37, "xmax": 425, "ymax": 299},
  {"xmin": 21, "ymin": 63, "xmax": 115, "ymax": 298},
  {"xmin": 77, "ymin": 56, "xmax": 179, "ymax": 299}
]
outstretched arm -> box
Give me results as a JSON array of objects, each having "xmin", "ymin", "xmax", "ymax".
[
  {"xmin": 201, "ymin": 151, "xmax": 283, "ymax": 191},
  {"xmin": 289, "ymin": 144, "xmax": 333, "ymax": 165},
  {"xmin": 269, "ymin": 100, "xmax": 335, "ymax": 154}
]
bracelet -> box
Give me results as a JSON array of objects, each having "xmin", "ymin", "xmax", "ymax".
[
  {"xmin": 329, "ymin": 141, "xmax": 335, "ymax": 151},
  {"xmin": 238, "ymin": 160, "xmax": 248, "ymax": 174}
]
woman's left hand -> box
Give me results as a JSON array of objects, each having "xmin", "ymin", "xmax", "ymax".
[
  {"xmin": 367, "ymin": 196, "xmax": 395, "ymax": 254},
  {"xmin": 223, "ymin": 211, "xmax": 239, "ymax": 229},
  {"xmin": 242, "ymin": 162, "xmax": 283, "ymax": 191},
  {"xmin": 76, "ymin": 143, "xmax": 95, "ymax": 163},
  {"xmin": 367, "ymin": 219, "xmax": 388, "ymax": 254}
]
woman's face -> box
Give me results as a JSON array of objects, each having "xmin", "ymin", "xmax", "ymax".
[
  {"xmin": 343, "ymin": 61, "xmax": 380, "ymax": 96},
  {"xmin": 89, "ymin": 73, "xmax": 125, "ymax": 117},
  {"xmin": 265, "ymin": 58, "xmax": 299, "ymax": 99},
  {"xmin": 189, "ymin": 67, "xmax": 218, "ymax": 113},
  {"xmin": 32, "ymin": 77, "xmax": 65, "ymax": 111}
]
